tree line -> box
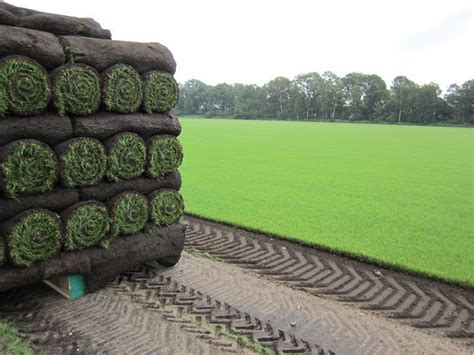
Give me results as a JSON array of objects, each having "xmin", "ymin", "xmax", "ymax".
[{"xmin": 176, "ymin": 72, "xmax": 474, "ymax": 125}]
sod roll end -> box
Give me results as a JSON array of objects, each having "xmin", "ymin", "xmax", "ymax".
[
  {"xmin": 143, "ymin": 71, "xmax": 179, "ymax": 114},
  {"xmin": 102, "ymin": 64, "xmax": 143, "ymax": 113},
  {"xmin": 149, "ymin": 189, "xmax": 184, "ymax": 227},
  {"xmin": 62, "ymin": 201, "xmax": 110, "ymax": 251},
  {"xmin": 106, "ymin": 132, "xmax": 146, "ymax": 182},
  {"xmin": 0, "ymin": 55, "xmax": 51, "ymax": 116},
  {"xmin": 1, "ymin": 209, "xmax": 62, "ymax": 267},
  {"xmin": 108, "ymin": 191, "xmax": 148, "ymax": 238},
  {"xmin": 147, "ymin": 135, "xmax": 183, "ymax": 178},
  {"xmin": 55, "ymin": 137, "xmax": 106, "ymax": 188},
  {"xmin": 0, "ymin": 139, "xmax": 58, "ymax": 198},
  {"xmin": 52, "ymin": 63, "xmax": 101, "ymax": 116}
]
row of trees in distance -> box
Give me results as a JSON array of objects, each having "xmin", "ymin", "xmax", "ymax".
[{"xmin": 176, "ymin": 73, "xmax": 474, "ymax": 125}]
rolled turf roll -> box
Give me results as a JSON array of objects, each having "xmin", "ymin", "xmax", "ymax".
[
  {"xmin": 0, "ymin": 70, "xmax": 6, "ymax": 116},
  {"xmin": 0, "ymin": 25, "xmax": 65, "ymax": 70},
  {"xmin": 60, "ymin": 36, "xmax": 176, "ymax": 74},
  {"xmin": 148, "ymin": 189, "xmax": 184, "ymax": 227},
  {"xmin": 0, "ymin": 113, "xmax": 73, "ymax": 146},
  {"xmin": 0, "ymin": 237, "xmax": 4, "ymax": 266},
  {"xmin": 105, "ymin": 132, "xmax": 146, "ymax": 182},
  {"xmin": 0, "ymin": 139, "xmax": 58, "ymax": 198},
  {"xmin": 147, "ymin": 135, "xmax": 183, "ymax": 178},
  {"xmin": 0, "ymin": 55, "xmax": 51, "ymax": 116},
  {"xmin": 52, "ymin": 63, "xmax": 101, "ymax": 116},
  {"xmin": 108, "ymin": 191, "xmax": 148, "ymax": 237},
  {"xmin": 73, "ymin": 112, "xmax": 182, "ymax": 140},
  {"xmin": 80, "ymin": 172, "xmax": 182, "ymax": 202},
  {"xmin": 61, "ymin": 201, "xmax": 110, "ymax": 251},
  {"xmin": 102, "ymin": 64, "xmax": 143, "ymax": 113},
  {"xmin": 0, "ymin": 209, "xmax": 62, "ymax": 267},
  {"xmin": 142, "ymin": 71, "xmax": 179, "ymax": 114},
  {"xmin": 55, "ymin": 137, "xmax": 106, "ymax": 188}
]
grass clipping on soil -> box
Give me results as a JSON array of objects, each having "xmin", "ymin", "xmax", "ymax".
[
  {"xmin": 57, "ymin": 138, "xmax": 106, "ymax": 188},
  {"xmin": 63, "ymin": 201, "xmax": 110, "ymax": 251},
  {"xmin": 0, "ymin": 55, "xmax": 51, "ymax": 116},
  {"xmin": 143, "ymin": 71, "xmax": 179, "ymax": 113},
  {"xmin": 147, "ymin": 135, "xmax": 183, "ymax": 178},
  {"xmin": 103, "ymin": 64, "xmax": 143, "ymax": 113},
  {"xmin": 149, "ymin": 189, "xmax": 184, "ymax": 226},
  {"xmin": 6, "ymin": 209, "xmax": 62, "ymax": 267},
  {"xmin": 1, "ymin": 140, "xmax": 58, "ymax": 198},
  {"xmin": 107, "ymin": 132, "xmax": 146, "ymax": 182},
  {"xmin": 52, "ymin": 63, "xmax": 101, "ymax": 116},
  {"xmin": 109, "ymin": 191, "xmax": 148, "ymax": 238}
]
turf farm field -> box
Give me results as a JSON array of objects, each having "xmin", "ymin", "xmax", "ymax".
[{"xmin": 179, "ymin": 118, "xmax": 474, "ymax": 286}]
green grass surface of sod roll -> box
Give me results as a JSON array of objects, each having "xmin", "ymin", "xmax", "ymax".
[
  {"xmin": 103, "ymin": 64, "xmax": 143, "ymax": 113},
  {"xmin": 142, "ymin": 71, "xmax": 179, "ymax": 113},
  {"xmin": 0, "ymin": 140, "xmax": 58, "ymax": 198},
  {"xmin": 149, "ymin": 189, "xmax": 184, "ymax": 226},
  {"xmin": 147, "ymin": 135, "xmax": 183, "ymax": 178},
  {"xmin": 52, "ymin": 63, "xmax": 101, "ymax": 116},
  {"xmin": 57, "ymin": 138, "xmax": 106, "ymax": 188},
  {"xmin": 62, "ymin": 201, "xmax": 110, "ymax": 251},
  {"xmin": 106, "ymin": 132, "xmax": 146, "ymax": 182},
  {"xmin": 0, "ymin": 321, "xmax": 35, "ymax": 355},
  {"xmin": 5, "ymin": 209, "xmax": 62, "ymax": 267},
  {"xmin": 180, "ymin": 118, "xmax": 474, "ymax": 287},
  {"xmin": 0, "ymin": 55, "xmax": 51, "ymax": 116},
  {"xmin": 110, "ymin": 192, "xmax": 148, "ymax": 237}
]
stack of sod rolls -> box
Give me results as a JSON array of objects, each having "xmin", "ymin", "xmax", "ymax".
[{"xmin": 0, "ymin": 2, "xmax": 185, "ymax": 291}]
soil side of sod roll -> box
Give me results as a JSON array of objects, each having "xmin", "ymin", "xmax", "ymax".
[
  {"xmin": 148, "ymin": 189, "xmax": 184, "ymax": 227},
  {"xmin": 0, "ymin": 139, "xmax": 58, "ymax": 198},
  {"xmin": 61, "ymin": 201, "xmax": 110, "ymax": 251},
  {"xmin": 51, "ymin": 63, "xmax": 101, "ymax": 116},
  {"xmin": 0, "ymin": 237, "xmax": 4, "ymax": 266},
  {"xmin": 0, "ymin": 223, "xmax": 185, "ymax": 292},
  {"xmin": 0, "ymin": 55, "xmax": 51, "ymax": 116},
  {"xmin": 0, "ymin": 25, "xmax": 65, "ymax": 70},
  {"xmin": 0, "ymin": 2, "xmax": 112, "ymax": 39},
  {"xmin": 0, "ymin": 208, "xmax": 62, "ymax": 267},
  {"xmin": 72, "ymin": 112, "xmax": 182, "ymax": 140},
  {"xmin": 80, "ymin": 172, "xmax": 182, "ymax": 202},
  {"xmin": 60, "ymin": 36, "xmax": 176, "ymax": 74},
  {"xmin": 104, "ymin": 132, "xmax": 146, "ymax": 182},
  {"xmin": 142, "ymin": 71, "xmax": 179, "ymax": 114},
  {"xmin": 107, "ymin": 191, "xmax": 148, "ymax": 238},
  {"xmin": 0, "ymin": 113, "xmax": 73, "ymax": 146},
  {"xmin": 55, "ymin": 137, "xmax": 107, "ymax": 188},
  {"xmin": 102, "ymin": 64, "xmax": 143, "ymax": 113},
  {"xmin": 147, "ymin": 135, "xmax": 183, "ymax": 178},
  {"xmin": 0, "ymin": 188, "xmax": 79, "ymax": 222}
]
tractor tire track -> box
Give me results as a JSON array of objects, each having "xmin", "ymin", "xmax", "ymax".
[{"xmin": 184, "ymin": 215, "xmax": 474, "ymax": 344}]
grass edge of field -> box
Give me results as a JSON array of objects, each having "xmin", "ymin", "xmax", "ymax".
[
  {"xmin": 0, "ymin": 320, "xmax": 35, "ymax": 355},
  {"xmin": 184, "ymin": 212, "xmax": 474, "ymax": 290}
]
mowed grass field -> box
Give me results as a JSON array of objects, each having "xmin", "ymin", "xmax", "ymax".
[{"xmin": 179, "ymin": 118, "xmax": 474, "ymax": 286}]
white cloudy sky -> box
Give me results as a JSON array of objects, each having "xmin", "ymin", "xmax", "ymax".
[{"xmin": 8, "ymin": 0, "xmax": 474, "ymax": 91}]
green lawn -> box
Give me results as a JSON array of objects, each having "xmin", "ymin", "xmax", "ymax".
[{"xmin": 179, "ymin": 118, "xmax": 474, "ymax": 286}]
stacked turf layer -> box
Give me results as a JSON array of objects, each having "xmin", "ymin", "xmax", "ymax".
[{"xmin": 0, "ymin": 3, "xmax": 184, "ymax": 292}]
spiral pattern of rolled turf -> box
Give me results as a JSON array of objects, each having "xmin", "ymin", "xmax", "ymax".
[
  {"xmin": 142, "ymin": 71, "xmax": 179, "ymax": 113},
  {"xmin": 109, "ymin": 191, "xmax": 148, "ymax": 237},
  {"xmin": 147, "ymin": 135, "xmax": 183, "ymax": 178},
  {"xmin": 56, "ymin": 138, "xmax": 106, "ymax": 188},
  {"xmin": 0, "ymin": 139, "xmax": 58, "ymax": 198},
  {"xmin": 149, "ymin": 189, "xmax": 184, "ymax": 226},
  {"xmin": 52, "ymin": 63, "xmax": 101, "ymax": 116},
  {"xmin": 103, "ymin": 64, "xmax": 143, "ymax": 113},
  {"xmin": 62, "ymin": 201, "xmax": 110, "ymax": 251},
  {"xmin": 0, "ymin": 55, "xmax": 51, "ymax": 116},
  {"xmin": 5, "ymin": 209, "xmax": 62, "ymax": 267},
  {"xmin": 106, "ymin": 132, "xmax": 146, "ymax": 182}
]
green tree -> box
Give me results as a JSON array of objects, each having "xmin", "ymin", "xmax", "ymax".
[
  {"xmin": 292, "ymin": 72, "xmax": 324, "ymax": 120},
  {"xmin": 263, "ymin": 77, "xmax": 292, "ymax": 119}
]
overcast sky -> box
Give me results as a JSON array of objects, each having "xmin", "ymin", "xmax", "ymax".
[{"xmin": 9, "ymin": 0, "xmax": 474, "ymax": 91}]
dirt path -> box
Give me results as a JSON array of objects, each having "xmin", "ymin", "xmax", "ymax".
[{"xmin": 0, "ymin": 216, "xmax": 472, "ymax": 354}]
